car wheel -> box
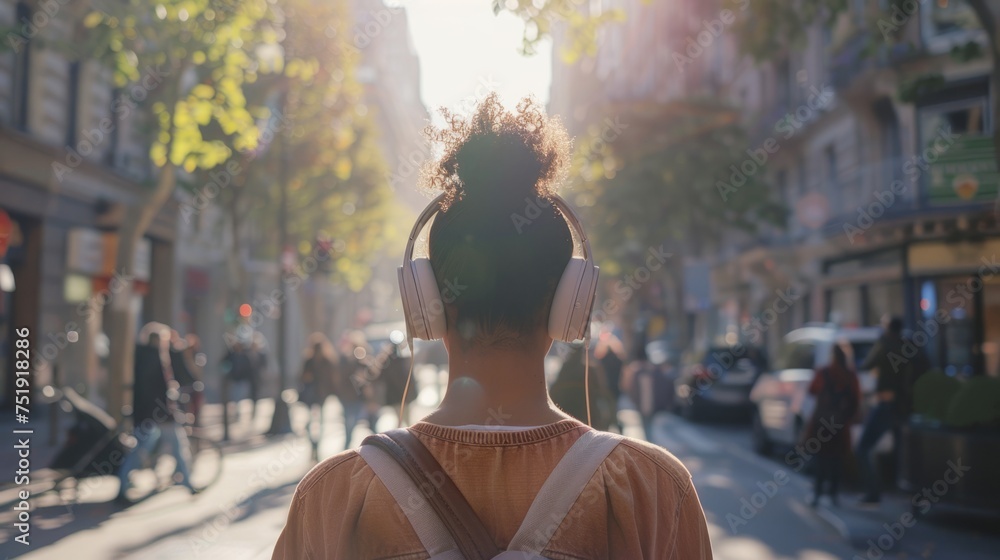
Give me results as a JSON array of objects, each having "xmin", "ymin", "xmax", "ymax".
[{"xmin": 752, "ymin": 409, "xmax": 772, "ymax": 456}]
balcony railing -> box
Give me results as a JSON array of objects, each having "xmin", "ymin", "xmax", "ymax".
[{"xmin": 829, "ymin": 31, "xmax": 916, "ymax": 91}]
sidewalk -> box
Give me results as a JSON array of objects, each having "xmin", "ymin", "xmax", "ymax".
[
  {"xmin": 811, "ymin": 481, "xmax": 1000, "ymax": 559},
  {"xmin": 0, "ymin": 399, "xmax": 275, "ymax": 492}
]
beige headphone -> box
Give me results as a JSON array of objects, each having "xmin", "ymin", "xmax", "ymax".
[
  {"xmin": 398, "ymin": 193, "xmax": 599, "ymax": 343},
  {"xmin": 394, "ymin": 193, "xmax": 600, "ymax": 426}
]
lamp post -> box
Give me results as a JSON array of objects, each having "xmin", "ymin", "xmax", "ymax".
[{"xmin": 267, "ymin": 83, "xmax": 293, "ymax": 436}]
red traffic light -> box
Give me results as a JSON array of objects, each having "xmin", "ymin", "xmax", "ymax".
[{"xmin": 239, "ymin": 304, "xmax": 252, "ymax": 318}]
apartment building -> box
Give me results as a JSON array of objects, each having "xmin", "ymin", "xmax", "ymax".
[
  {"xmin": 0, "ymin": 0, "xmax": 179, "ymax": 408},
  {"xmin": 551, "ymin": 0, "xmax": 1000, "ymax": 375}
]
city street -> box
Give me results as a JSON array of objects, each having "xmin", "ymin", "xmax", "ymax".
[{"xmin": 3, "ymin": 387, "xmax": 998, "ymax": 559}]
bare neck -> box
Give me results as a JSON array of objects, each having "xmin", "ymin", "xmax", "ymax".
[{"xmin": 422, "ymin": 335, "xmax": 572, "ymax": 427}]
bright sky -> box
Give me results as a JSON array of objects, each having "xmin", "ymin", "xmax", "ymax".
[{"xmin": 400, "ymin": 0, "xmax": 553, "ymax": 124}]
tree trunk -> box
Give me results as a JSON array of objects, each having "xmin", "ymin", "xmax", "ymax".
[{"xmin": 107, "ymin": 163, "xmax": 177, "ymax": 421}]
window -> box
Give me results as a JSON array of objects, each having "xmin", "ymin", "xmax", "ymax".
[
  {"xmin": 105, "ymin": 87, "xmax": 122, "ymax": 167},
  {"xmin": 920, "ymin": 0, "xmax": 983, "ymax": 53},
  {"xmin": 11, "ymin": 2, "xmax": 32, "ymax": 131},
  {"xmin": 66, "ymin": 61, "xmax": 81, "ymax": 147},
  {"xmin": 825, "ymin": 145, "xmax": 840, "ymax": 210},
  {"xmin": 797, "ymin": 158, "xmax": 808, "ymax": 195},
  {"xmin": 777, "ymin": 169, "xmax": 788, "ymax": 199},
  {"xmin": 775, "ymin": 58, "xmax": 791, "ymax": 110}
]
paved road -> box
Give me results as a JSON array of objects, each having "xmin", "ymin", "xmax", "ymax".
[{"xmin": 641, "ymin": 411, "xmax": 1000, "ymax": 560}]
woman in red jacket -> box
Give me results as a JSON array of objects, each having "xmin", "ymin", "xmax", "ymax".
[{"xmin": 805, "ymin": 340, "xmax": 861, "ymax": 507}]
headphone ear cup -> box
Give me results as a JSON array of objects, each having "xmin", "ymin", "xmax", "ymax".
[
  {"xmin": 399, "ymin": 258, "xmax": 447, "ymax": 341},
  {"xmin": 548, "ymin": 258, "xmax": 600, "ymax": 342}
]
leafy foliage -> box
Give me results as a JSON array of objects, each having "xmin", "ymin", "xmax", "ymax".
[
  {"xmin": 569, "ymin": 99, "xmax": 787, "ymax": 272},
  {"xmin": 79, "ymin": 0, "xmax": 281, "ymax": 172},
  {"xmin": 493, "ymin": 0, "xmax": 630, "ymax": 60},
  {"xmin": 219, "ymin": 0, "xmax": 397, "ymax": 292}
]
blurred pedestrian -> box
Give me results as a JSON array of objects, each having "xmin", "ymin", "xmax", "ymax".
[
  {"xmin": 336, "ymin": 331, "xmax": 370, "ymax": 450},
  {"xmin": 805, "ymin": 340, "xmax": 861, "ymax": 507},
  {"xmin": 856, "ymin": 315, "xmax": 907, "ymax": 507},
  {"xmin": 594, "ymin": 322, "xmax": 626, "ymax": 431},
  {"xmin": 378, "ymin": 335, "xmax": 417, "ymax": 425},
  {"xmin": 248, "ymin": 331, "xmax": 269, "ymax": 421},
  {"xmin": 116, "ymin": 324, "xmax": 195, "ymax": 503},
  {"xmin": 220, "ymin": 336, "xmax": 253, "ymax": 427},
  {"xmin": 550, "ymin": 342, "xmax": 616, "ymax": 430},
  {"xmin": 622, "ymin": 338, "xmax": 675, "ymax": 441},
  {"xmin": 299, "ymin": 333, "xmax": 339, "ymax": 461}
]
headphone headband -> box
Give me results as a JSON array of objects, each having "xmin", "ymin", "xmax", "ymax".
[{"xmin": 402, "ymin": 193, "xmax": 593, "ymax": 262}]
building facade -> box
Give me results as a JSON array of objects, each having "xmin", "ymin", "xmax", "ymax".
[
  {"xmin": 550, "ymin": 0, "xmax": 1000, "ymax": 376},
  {"xmin": 0, "ymin": 0, "xmax": 178, "ymax": 409}
]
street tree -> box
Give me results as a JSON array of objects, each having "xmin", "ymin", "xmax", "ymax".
[{"xmin": 72, "ymin": 0, "xmax": 281, "ymax": 419}]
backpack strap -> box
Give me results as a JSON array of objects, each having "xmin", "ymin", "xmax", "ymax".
[
  {"xmin": 357, "ymin": 444, "xmax": 462, "ymax": 559},
  {"xmin": 506, "ymin": 430, "xmax": 623, "ymax": 555},
  {"xmin": 360, "ymin": 430, "xmax": 501, "ymax": 560}
]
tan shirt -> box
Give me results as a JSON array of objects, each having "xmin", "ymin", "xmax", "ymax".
[{"xmin": 272, "ymin": 419, "xmax": 713, "ymax": 559}]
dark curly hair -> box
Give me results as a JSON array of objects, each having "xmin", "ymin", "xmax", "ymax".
[{"xmin": 422, "ymin": 94, "xmax": 574, "ymax": 347}]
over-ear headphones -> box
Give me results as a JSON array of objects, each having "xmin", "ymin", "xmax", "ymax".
[{"xmin": 398, "ymin": 193, "xmax": 599, "ymax": 343}]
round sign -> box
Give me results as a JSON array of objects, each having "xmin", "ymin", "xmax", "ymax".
[{"xmin": 795, "ymin": 192, "xmax": 831, "ymax": 230}]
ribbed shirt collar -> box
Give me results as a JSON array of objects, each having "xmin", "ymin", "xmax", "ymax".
[{"xmin": 409, "ymin": 419, "xmax": 589, "ymax": 446}]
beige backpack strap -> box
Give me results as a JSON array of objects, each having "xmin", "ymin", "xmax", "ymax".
[
  {"xmin": 358, "ymin": 444, "xmax": 465, "ymax": 559},
  {"xmin": 505, "ymin": 430, "xmax": 623, "ymax": 555}
]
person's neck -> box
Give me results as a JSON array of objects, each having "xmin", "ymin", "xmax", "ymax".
[{"xmin": 422, "ymin": 338, "xmax": 572, "ymax": 427}]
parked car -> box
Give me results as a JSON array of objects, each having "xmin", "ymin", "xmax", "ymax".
[
  {"xmin": 749, "ymin": 324, "xmax": 880, "ymax": 455},
  {"xmin": 674, "ymin": 345, "xmax": 768, "ymax": 422}
]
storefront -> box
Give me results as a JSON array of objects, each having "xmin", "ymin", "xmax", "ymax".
[
  {"xmin": 822, "ymin": 248, "xmax": 906, "ymax": 328},
  {"xmin": 62, "ymin": 228, "xmax": 154, "ymax": 400},
  {"xmin": 0, "ymin": 208, "xmax": 39, "ymax": 409},
  {"xmin": 908, "ymin": 239, "xmax": 1000, "ymax": 377}
]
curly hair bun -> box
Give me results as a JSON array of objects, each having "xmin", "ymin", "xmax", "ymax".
[{"xmin": 421, "ymin": 93, "xmax": 570, "ymax": 215}]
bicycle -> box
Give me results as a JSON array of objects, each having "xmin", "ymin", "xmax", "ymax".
[
  {"xmin": 117, "ymin": 385, "xmax": 223, "ymax": 501},
  {"xmin": 34, "ymin": 385, "xmax": 223, "ymax": 505}
]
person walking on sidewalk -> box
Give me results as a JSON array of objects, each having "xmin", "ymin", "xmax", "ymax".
[
  {"xmin": 335, "ymin": 331, "xmax": 370, "ymax": 451},
  {"xmin": 272, "ymin": 94, "xmax": 712, "ymax": 559},
  {"xmin": 805, "ymin": 340, "xmax": 861, "ymax": 507},
  {"xmin": 298, "ymin": 333, "xmax": 339, "ymax": 460},
  {"xmin": 116, "ymin": 325, "xmax": 195, "ymax": 503},
  {"xmin": 856, "ymin": 315, "xmax": 908, "ymax": 507}
]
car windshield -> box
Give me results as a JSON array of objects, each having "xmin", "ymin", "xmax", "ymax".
[
  {"xmin": 774, "ymin": 340, "xmax": 816, "ymax": 370},
  {"xmin": 703, "ymin": 346, "xmax": 765, "ymax": 372}
]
